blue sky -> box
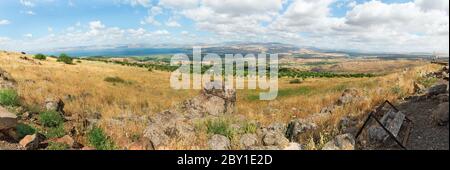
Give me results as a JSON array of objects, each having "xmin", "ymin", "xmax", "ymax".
[{"xmin": 0, "ymin": 0, "xmax": 448, "ymax": 53}]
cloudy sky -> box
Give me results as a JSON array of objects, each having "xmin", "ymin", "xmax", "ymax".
[{"xmin": 0, "ymin": 0, "xmax": 448, "ymax": 53}]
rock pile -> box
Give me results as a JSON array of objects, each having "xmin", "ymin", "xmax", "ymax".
[{"xmin": 182, "ymin": 82, "xmax": 236, "ymax": 117}]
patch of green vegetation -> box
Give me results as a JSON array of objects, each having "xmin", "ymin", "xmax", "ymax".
[
  {"xmin": 289, "ymin": 79, "xmax": 302, "ymax": 84},
  {"xmin": 46, "ymin": 142, "xmax": 70, "ymax": 150},
  {"xmin": 16, "ymin": 123, "xmax": 36, "ymax": 139},
  {"xmin": 390, "ymin": 85, "xmax": 405, "ymax": 97},
  {"xmin": 279, "ymin": 68, "xmax": 375, "ymax": 79},
  {"xmin": 57, "ymin": 53, "xmax": 73, "ymax": 64},
  {"xmin": 246, "ymin": 87, "xmax": 313, "ymax": 101},
  {"xmin": 44, "ymin": 124, "xmax": 66, "ymax": 138},
  {"xmin": 241, "ymin": 121, "xmax": 257, "ymax": 134},
  {"xmin": 87, "ymin": 126, "xmax": 116, "ymax": 150},
  {"xmin": 104, "ymin": 76, "xmax": 132, "ymax": 85},
  {"xmin": 39, "ymin": 110, "xmax": 64, "ymax": 128},
  {"xmin": 205, "ymin": 119, "xmax": 235, "ymax": 139},
  {"xmin": 0, "ymin": 89, "xmax": 19, "ymax": 106},
  {"xmin": 419, "ymin": 77, "xmax": 439, "ymax": 88},
  {"xmin": 303, "ymin": 61, "xmax": 338, "ymax": 66},
  {"xmin": 104, "ymin": 76, "xmax": 125, "ymax": 83},
  {"xmin": 33, "ymin": 53, "xmax": 47, "ymax": 60}
]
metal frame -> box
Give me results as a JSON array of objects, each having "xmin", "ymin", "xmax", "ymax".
[{"xmin": 355, "ymin": 100, "xmax": 413, "ymax": 150}]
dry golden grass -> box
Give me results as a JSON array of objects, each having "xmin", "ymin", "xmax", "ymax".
[{"xmin": 0, "ymin": 51, "xmax": 440, "ymax": 149}]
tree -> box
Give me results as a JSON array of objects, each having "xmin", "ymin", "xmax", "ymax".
[
  {"xmin": 34, "ymin": 53, "xmax": 47, "ymax": 60},
  {"xmin": 57, "ymin": 53, "xmax": 73, "ymax": 64}
]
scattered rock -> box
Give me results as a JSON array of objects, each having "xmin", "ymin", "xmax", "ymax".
[
  {"xmin": 433, "ymin": 102, "xmax": 449, "ymax": 126},
  {"xmin": 283, "ymin": 142, "xmax": 302, "ymax": 150},
  {"xmin": 322, "ymin": 134, "xmax": 355, "ymax": 150},
  {"xmin": 44, "ymin": 98, "xmax": 65, "ymax": 114},
  {"xmin": 143, "ymin": 110, "xmax": 194, "ymax": 149},
  {"xmin": 427, "ymin": 84, "xmax": 447, "ymax": 96},
  {"xmin": 336, "ymin": 88, "xmax": 361, "ymax": 106},
  {"xmin": 285, "ymin": 119, "xmax": 317, "ymax": 142},
  {"xmin": 54, "ymin": 135, "xmax": 75, "ymax": 148},
  {"xmin": 413, "ymin": 82, "xmax": 425, "ymax": 94},
  {"xmin": 19, "ymin": 133, "xmax": 45, "ymax": 150},
  {"xmin": 240, "ymin": 134, "xmax": 258, "ymax": 148},
  {"xmin": 208, "ymin": 134, "xmax": 231, "ymax": 150},
  {"xmin": 0, "ymin": 106, "xmax": 17, "ymax": 131},
  {"xmin": 339, "ymin": 116, "xmax": 358, "ymax": 135},
  {"xmin": 0, "ymin": 68, "xmax": 16, "ymax": 89},
  {"xmin": 183, "ymin": 82, "xmax": 236, "ymax": 117},
  {"xmin": 81, "ymin": 146, "xmax": 96, "ymax": 150},
  {"xmin": 367, "ymin": 126, "xmax": 388, "ymax": 143},
  {"xmin": 319, "ymin": 105, "xmax": 335, "ymax": 115},
  {"xmin": 262, "ymin": 131, "xmax": 289, "ymax": 148}
]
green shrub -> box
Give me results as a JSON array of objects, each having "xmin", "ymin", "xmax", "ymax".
[
  {"xmin": 0, "ymin": 89, "xmax": 19, "ymax": 106},
  {"xmin": 45, "ymin": 124, "xmax": 66, "ymax": 138},
  {"xmin": 104, "ymin": 76, "xmax": 126, "ymax": 84},
  {"xmin": 205, "ymin": 119, "xmax": 234, "ymax": 139},
  {"xmin": 57, "ymin": 53, "xmax": 73, "ymax": 64},
  {"xmin": 39, "ymin": 111, "xmax": 64, "ymax": 128},
  {"xmin": 241, "ymin": 121, "xmax": 257, "ymax": 134},
  {"xmin": 16, "ymin": 123, "xmax": 36, "ymax": 139},
  {"xmin": 46, "ymin": 142, "xmax": 69, "ymax": 150},
  {"xmin": 289, "ymin": 79, "xmax": 302, "ymax": 84},
  {"xmin": 87, "ymin": 126, "xmax": 116, "ymax": 150},
  {"xmin": 34, "ymin": 53, "xmax": 47, "ymax": 60}
]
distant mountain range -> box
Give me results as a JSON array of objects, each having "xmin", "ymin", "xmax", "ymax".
[{"xmin": 36, "ymin": 42, "xmax": 442, "ymax": 58}]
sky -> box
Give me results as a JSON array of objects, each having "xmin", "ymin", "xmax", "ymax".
[{"xmin": 0, "ymin": 0, "xmax": 449, "ymax": 53}]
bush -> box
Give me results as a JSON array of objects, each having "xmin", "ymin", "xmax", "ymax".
[
  {"xmin": 87, "ymin": 126, "xmax": 116, "ymax": 150},
  {"xmin": 34, "ymin": 53, "xmax": 46, "ymax": 60},
  {"xmin": 57, "ymin": 53, "xmax": 73, "ymax": 64},
  {"xmin": 46, "ymin": 142, "xmax": 69, "ymax": 150},
  {"xmin": 16, "ymin": 123, "xmax": 36, "ymax": 139},
  {"xmin": 289, "ymin": 79, "xmax": 302, "ymax": 84},
  {"xmin": 241, "ymin": 121, "xmax": 257, "ymax": 134},
  {"xmin": 44, "ymin": 125, "xmax": 66, "ymax": 138},
  {"xmin": 205, "ymin": 119, "xmax": 234, "ymax": 139},
  {"xmin": 0, "ymin": 89, "xmax": 19, "ymax": 106},
  {"xmin": 104, "ymin": 76, "xmax": 126, "ymax": 84},
  {"xmin": 39, "ymin": 111, "xmax": 64, "ymax": 128}
]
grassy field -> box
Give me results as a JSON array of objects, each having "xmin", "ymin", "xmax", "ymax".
[{"xmin": 0, "ymin": 51, "xmax": 440, "ymax": 149}]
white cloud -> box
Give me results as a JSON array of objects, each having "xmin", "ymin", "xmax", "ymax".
[
  {"xmin": 20, "ymin": 0, "xmax": 35, "ymax": 7},
  {"xmin": 154, "ymin": 29, "xmax": 170, "ymax": 35},
  {"xmin": 165, "ymin": 17, "xmax": 181, "ymax": 27},
  {"xmin": 120, "ymin": 0, "xmax": 152, "ymax": 7},
  {"xmin": 159, "ymin": 0, "xmax": 199, "ymax": 9},
  {"xmin": 0, "ymin": 20, "xmax": 11, "ymax": 25},
  {"xmin": 415, "ymin": 0, "xmax": 449, "ymax": 14},
  {"xmin": 23, "ymin": 33, "xmax": 33, "ymax": 38}
]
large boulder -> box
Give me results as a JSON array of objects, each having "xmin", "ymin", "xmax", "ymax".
[
  {"xmin": 0, "ymin": 106, "xmax": 17, "ymax": 131},
  {"xmin": 283, "ymin": 142, "xmax": 302, "ymax": 150},
  {"xmin": 208, "ymin": 134, "xmax": 231, "ymax": 150},
  {"xmin": 322, "ymin": 134, "xmax": 355, "ymax": 150},
  {"xmin": 183, "ymin": 82, "xmax": 236, "ymax": 117},
  {"xmin": 433, "ymin": 102, "xmax": 449, "ymax": 126},
  {"xmin": 427, "ymin": 84, "xmax": 448, "ymax": 96},
  {"xmin": 143, "ymin": 111, "xmax": 194, "ymax": 149},
  {"xmin": 19, "ymin": 133, "xmax": 46, "ymax": 150},
  {"xmin": 367, "ymin": 126, "xmax": 388, "ymax": 143},
  {"xmin": 44, "ymin": 98, "xmax": 65, "ymax": 114},
  {"xmin": 239, "ymin": 133, "xmax": 258, "ymax": 148},
  {"xmin": 262, "ymin": 131, "xmax": 289, "ymax": 148},
  {"xmin": 285, "ymin": 119, "xmax": 317, "ymax": 142},
  {"xmin": 336, "ymin": 88, "xmax": 362, "ymax": 106}
]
